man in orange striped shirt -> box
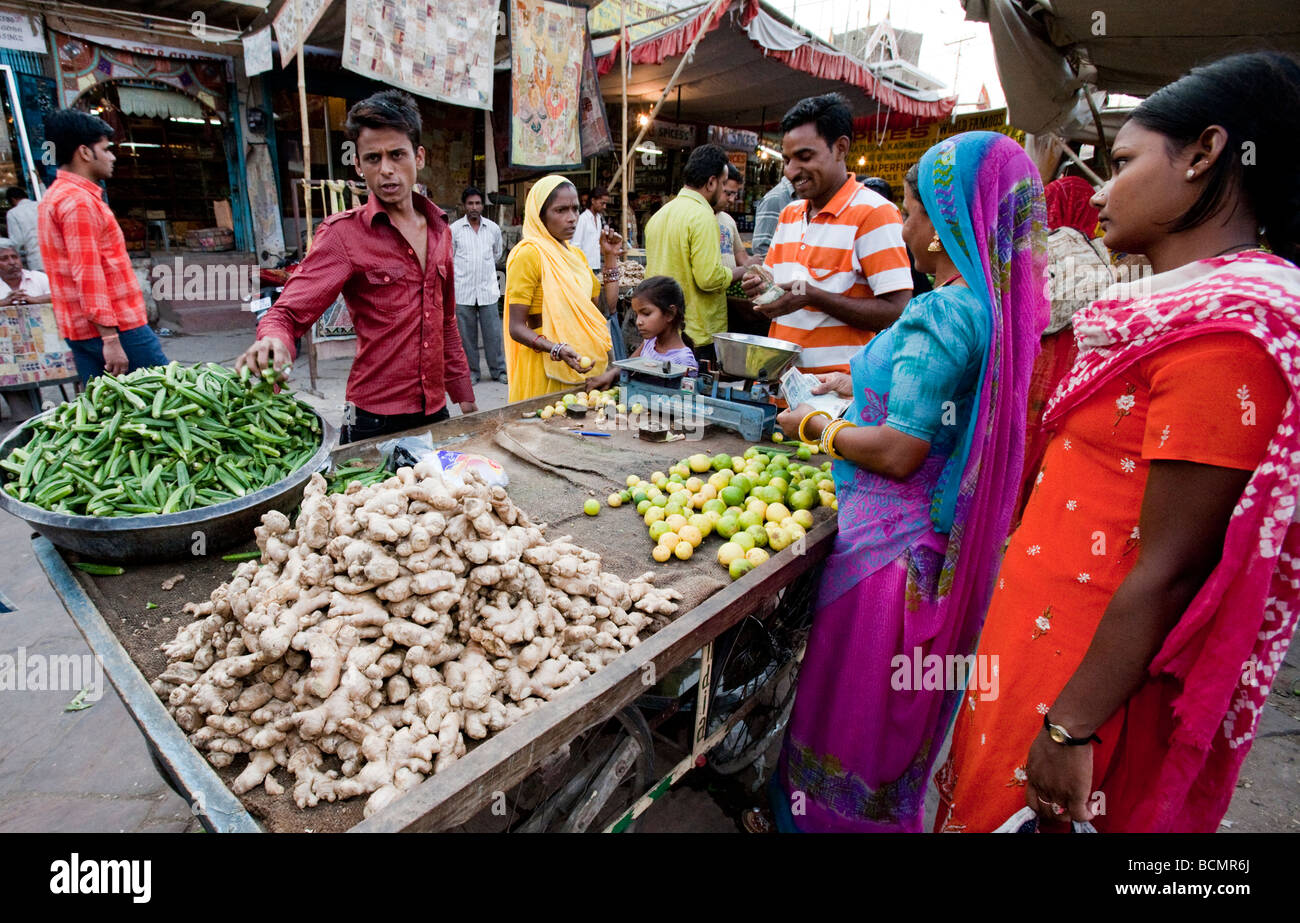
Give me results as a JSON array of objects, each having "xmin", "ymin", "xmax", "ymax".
[{"xmin": 743, "ymin": 94, "xmax": 912, "ymax": 374}]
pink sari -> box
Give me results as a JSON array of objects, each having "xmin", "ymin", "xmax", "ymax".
[{"xmin": 773, "ymin": 133, "xmax": 1048, "ymax": 832}]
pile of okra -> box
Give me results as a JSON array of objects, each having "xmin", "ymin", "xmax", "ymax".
[{"xmin": 0, "ymin": 362, "xmax": 321, "ymax": 516}]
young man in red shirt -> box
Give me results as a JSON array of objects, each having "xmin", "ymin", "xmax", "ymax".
[
  {"xmin": 38, "ymin": 109, "xmax": 169, "ymax": 381},
  {"xmin": 238, "ymin": 91, "xmax": 476, "ymax": 443}
]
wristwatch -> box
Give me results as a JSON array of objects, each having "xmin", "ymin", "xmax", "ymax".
[{"xmin": 1043, "ymin": 713, "xmax": 1101, "ymax": 746}]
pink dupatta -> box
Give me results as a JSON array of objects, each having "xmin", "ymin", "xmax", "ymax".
[{"xmin": 1044, "ymin": 250, "xmax": 1300, "ymax": 831}]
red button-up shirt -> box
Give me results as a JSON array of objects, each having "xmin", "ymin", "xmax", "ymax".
[
  {"xmin": 37, "ymin": 170, "xmax": 149, "ymax": 341},
  {"xmin": 258, "ymin": 193, "xmax": 474, "ymax": 416}
]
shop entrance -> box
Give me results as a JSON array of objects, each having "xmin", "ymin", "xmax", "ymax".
[{"xmin": 77, "ymin": 81, "xmax": 234, "ymax": 250}]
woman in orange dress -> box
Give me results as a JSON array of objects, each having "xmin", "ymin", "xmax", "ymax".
[{"xmin": 935, "ymin": 51, "xmax": 1300, "ymax": 832}]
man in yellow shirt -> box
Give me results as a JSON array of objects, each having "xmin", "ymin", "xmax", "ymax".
[{"xmin": 644, "ymin": 144, "xmax": 746, "ymax": 364}]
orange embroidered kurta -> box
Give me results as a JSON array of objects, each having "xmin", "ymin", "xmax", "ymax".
[{"xmin": 935, "ymin": 332, "xmax": 1287, "ymax": 832}]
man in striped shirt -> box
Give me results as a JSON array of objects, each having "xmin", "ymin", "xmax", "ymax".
[{"xmin": 742, "ymin": 93, "xmax": 912, "ymax": 374}]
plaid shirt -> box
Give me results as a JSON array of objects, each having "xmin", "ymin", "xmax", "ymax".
[{"xmin": 38, "ymin": 170, "xmax": 148, "ymax": 341}]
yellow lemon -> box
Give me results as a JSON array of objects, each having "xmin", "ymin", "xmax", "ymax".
[
  {"xmin": 678, "ymin": 524, "xmax": 704, "ymax": 548},
  {"xmin": 652, "ymin": 544, "xmax": 672, "ymax": 563},
  {"xmin": 685, "ymin": 476, "xmax": 703, "ymax": 493},
  {"xmin": 688, "ymin": 514, "xmax": 713, "ymax": 538},
  {"xmin": 717, "ymin": 542, "xmax": 744, "ymax": 566},
  {"xmin": 765, "ymin": 502, "xmax": 791, "ymax": 524},
  {"xmin": 649, "ymin": 521, "xmax": 671, "ymax": 542},
  {"xmin": 626, "ymin": 475, "xmax": 641, "ymax": 487},
  {"xmin": 540, "ymin": 406, "xmax": 554, "ymax": 419},
  {"xmin": 767, "ymin": 527, "xmax": 791, "ymax": 551},
  {"xmin": 745, "ymin": 547, "xmax": 770, "ymax": 567},
  {"xmin": 644, "ymin": 507, "xmax": 666, "ymax": 526},
  {"xmin": 658, "ymin": 530, "xmax": 680, "ymax": 549},
  {"xmin": 650, "ymin": 471, "xmax": 667, "ymax": 486},
  {"xmin": 665, "ymin": 514, "xmax": 688, "ymax": 533},
  {"xmin": 792, "ymin": 509, "xmax": 814, "ymax": 529},
  {"xmin": 704, "ymin": 509, "xmax": 722, "ymax": 525},
  {"xmin": 785, "ymin": 521, "xmax": 807, "ymax": 541},
  {"xmin": 674, "ymin": 540, "xmax": 693, "ymax": 561},
  {"xmin": 607, "ymin": 493, "xmax": 622, "ymax": 508}
]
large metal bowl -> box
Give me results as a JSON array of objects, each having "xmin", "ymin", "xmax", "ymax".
[
  {"xmin": 0, "ymin": 406, "xmax": 337, "ymax": 563},
  {"xmin": 711, "ymin": 332, "xmax": 802, "ymax": 381}
]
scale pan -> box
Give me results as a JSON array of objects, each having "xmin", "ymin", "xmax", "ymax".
[{"xmin": 712, "ymin": 332, "xmax": 802, "ymax": 380}]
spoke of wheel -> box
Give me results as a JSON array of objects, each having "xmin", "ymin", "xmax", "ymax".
[{"xmin": 561, "ymin": 735, "xmax": 643, "ymax": 833}]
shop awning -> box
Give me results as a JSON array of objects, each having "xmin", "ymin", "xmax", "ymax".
[
  {"xmin": 964, "ymin": 0, "xmax": 1300, "ymax": 134},
  {"xmin": 595, "ymin": 0, "xmax": 956, "ymax": 128},
  {"xmin": 116, "ymin": 85, "xmax": 206, "ymax": 120}
]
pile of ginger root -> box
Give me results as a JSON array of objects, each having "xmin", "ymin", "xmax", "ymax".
[{"xmin": 152, "ymin": 459, "xmax": 681, "ymax": 818}]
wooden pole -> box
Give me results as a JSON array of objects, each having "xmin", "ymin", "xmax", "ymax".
[
  {"xmin": 294, "ymin": 0, "xmax": 319, "ymax": 393},
  {"xmin": 608, "ymin": 0, "xmax": 727, "ymax": 196},
  {"xmin": 298, "ymin": 44, "xmax": 313, "ymax": 251},
  {"xmin": 620, "ymin": 2, "xmax": 629, "ymax": 243}
]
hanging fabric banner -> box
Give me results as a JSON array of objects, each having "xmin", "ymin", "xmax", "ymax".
[
  {"xmin": 274, "ymin": 0, "xmax": 332, "ymax": 68},
  {"xmin": 243, "ymin": 26, "xmax": 273, "ymax": 77},
  {"xmin": 341, "ymin": 0, "xmax": 495, "ymax": 110},
  {"xmin": 578, "ymin": 30, "xmax": 612, "ymax": 160},
  {"xmin": 510, "ymin": 0, "xmax": 585, "ymax": 169}
]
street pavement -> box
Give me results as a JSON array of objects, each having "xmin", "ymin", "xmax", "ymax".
[{"xmin": 1, "ymin": 328, "xmax": 1296, "ymax": 833}]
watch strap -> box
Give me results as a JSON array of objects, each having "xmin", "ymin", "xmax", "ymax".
[{"xmin": 1044, "ymin": 712, "xmax": 1101, "ymax": 746}]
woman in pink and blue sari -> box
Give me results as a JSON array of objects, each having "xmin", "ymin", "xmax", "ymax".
[{"xmin": 770, "ymin": 131, "xmax": 1049, "ymax": 832}]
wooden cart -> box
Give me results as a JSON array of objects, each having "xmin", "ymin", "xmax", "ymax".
[{"xmin": 34, "ymin": 392, "xmax": 836, "ymax": 832}]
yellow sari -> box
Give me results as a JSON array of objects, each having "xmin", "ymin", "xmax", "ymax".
[{"xmin": 503, "ymin": 175, "xmax": 613, "ymax": 403}]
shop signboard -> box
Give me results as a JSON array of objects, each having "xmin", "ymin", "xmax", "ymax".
[
  {"xmin": 708, "ymin": 125, "xmax": 758, "ymax": 152},
  {"xmin": 0, "ymin": 9, "xmax": 44, "ymax": 54},
  {"xmin": 647, "ymin": 120, "xmax": 695, "ymax": 150},
  {"xmin": 847, "ymin": 109, "xmax": 1023, "ymax": 199}
]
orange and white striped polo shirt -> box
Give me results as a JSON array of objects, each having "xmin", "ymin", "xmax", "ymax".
[{"xmin": 763, "ymin": 177, "xmax": 912, "ymax": 374}]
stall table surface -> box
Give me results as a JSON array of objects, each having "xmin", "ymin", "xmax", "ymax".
[{"xmin": 36, "ymin": 392, "xmax": 836, "ymax": 832}]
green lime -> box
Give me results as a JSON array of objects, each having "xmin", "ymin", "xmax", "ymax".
[
  {"xmin": 732, "ymin": 531, "xmax": 756, "ymax": 552},
  {"xmin": 636, "ymin": 500, "xmax": 652, "ymax": 515},
  {"xmin": 712, "ymin": 453, "xmax": 733, "ymax": 472},
  {"xmin": 729, "ymin": 558, "xmax": 754, "ymax": 580},
  {"xmin": 583, "ymin": 499, "xmax": 600, "ymax": 516},
  {"xmin": 715, "ymin": 514, "xmax": 741, "ymax": 539},
  {"xmin": 745, "ymin": 524, "xmax": 769, "ymax": 548},
  {"xmin": 790, "ymin": 488, "xmax": 818, "ymax": 511},
  {"xmin": 720, "ymin": 485, "xmax": 745, "ymax": 508}
]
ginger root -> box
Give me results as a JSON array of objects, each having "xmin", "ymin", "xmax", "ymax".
[{"xmin": 156, "ymin": 464, "xmax": 679, "ymax": 818}]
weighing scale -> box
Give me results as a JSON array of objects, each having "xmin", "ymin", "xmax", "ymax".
[{"xmin": 613, "ymin": 333, "xmax": 802, "ymax": 442}]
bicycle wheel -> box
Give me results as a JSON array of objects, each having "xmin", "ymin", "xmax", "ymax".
[{"xmin": 511, "ymin": 705, "xmax": 655, "ymax": 833}]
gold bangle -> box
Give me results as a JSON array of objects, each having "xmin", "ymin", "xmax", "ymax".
[
  {"xmin": 797, "ymin": 410, "xmax": 831, "ymax": 444},
  {"xmin": 822, "ymin": 419, "xmax": 855, "ymax": 460}
]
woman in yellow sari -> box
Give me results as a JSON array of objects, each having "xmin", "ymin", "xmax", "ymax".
[{"xmin": 504, "ymin": 175, "xmax": 621, "ymax": 402}]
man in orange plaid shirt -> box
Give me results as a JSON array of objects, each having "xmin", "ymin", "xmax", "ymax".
[{"xmin": 39, "ymin": 109, "xmax": 168, "ymax": 381}]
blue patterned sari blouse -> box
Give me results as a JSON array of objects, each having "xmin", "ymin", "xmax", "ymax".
[{"xmin": 828, "ymin": 285, "xmax": 988, "ymax": 584}]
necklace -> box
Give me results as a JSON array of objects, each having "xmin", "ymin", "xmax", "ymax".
[
  {"xmin": 1211, "ymin": 242, "xmax": 1259, "ymax": 259},
  {"xmin": 938, "ymin": 272, "xmax": 964, "ymax": 288}
]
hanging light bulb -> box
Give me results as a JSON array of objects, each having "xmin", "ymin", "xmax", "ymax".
[{"xmin": 857, "ymin": 156, "xmax": 866, "ymax": 166}]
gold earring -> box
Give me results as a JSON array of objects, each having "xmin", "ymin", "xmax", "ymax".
[
  {"xmin": 927, "ymin": 234, "xmax": 942, "ymax": 253},
  {"xmin": 1185, "ymin": 168, "xmax": 1196, "ymax": 180}
]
